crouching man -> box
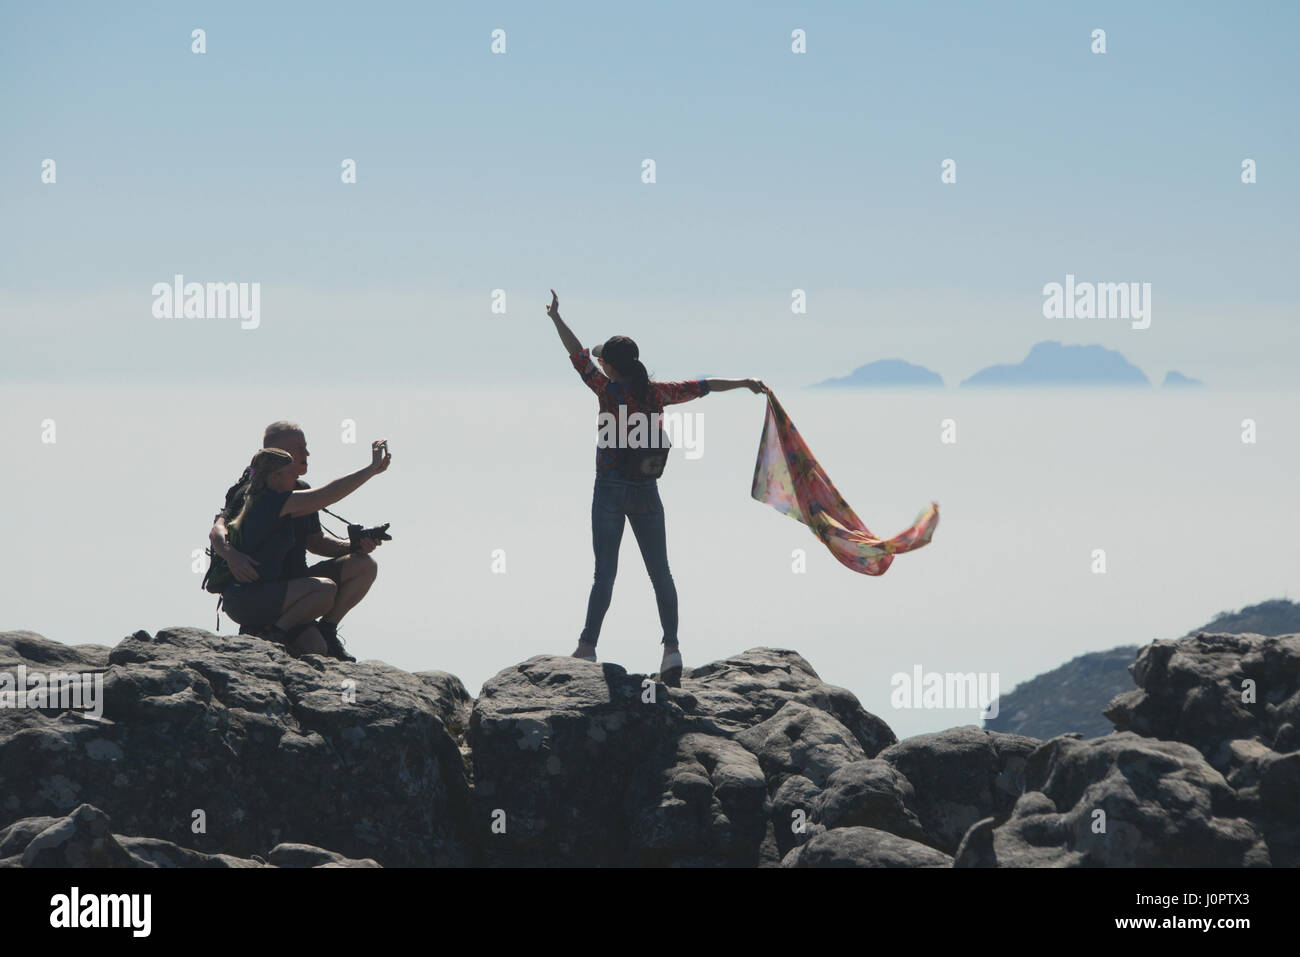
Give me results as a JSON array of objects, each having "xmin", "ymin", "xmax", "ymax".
[{"xmin": 209, "ymin": 420, "xmax": 384, "ymax": 660}]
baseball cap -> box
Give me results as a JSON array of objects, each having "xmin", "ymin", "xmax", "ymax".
[{"xmin": 592, "ymin": 336, "xmax": 639, "ymax": 366}]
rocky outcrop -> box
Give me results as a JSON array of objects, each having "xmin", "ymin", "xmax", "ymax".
[
  {"xmin": 0, "ymin": 628, "xmax": 470, "ymax": 866},
  {"xmin": 1104, "ymin": 632, "xmax": 1300, "ymax": 763},
  {"xmin": 982, "ymin": 599, "xmax": 1300, "ymax": 742},
  {"xmin": 956, "ymin": 629, "xmax": 1300, "ymax": 867},
  {"xmin": 3, "ymin": 627, "xmax": 1298, "ymax": 866},
  {"xmin": 954, "ymin": 733, "xmax": 1268, "ymax": 867},
  {"xmin": 876, "ymin": 726, "xmax": 1040, "ymax": 853},
  {"xmin": 467, "ymin": 649, "xmax": 893, "ymax": 866},
  {"xmin": 1103, "ymin": 631, "xmax": 1300, "ymax": 866},
  {"xmin": 784, "ymin": 827, "xmax": 953, "ymax": 867},
  {"xmin": 0, "ymin": 803, "xmax": 378, "ymax": 867}
]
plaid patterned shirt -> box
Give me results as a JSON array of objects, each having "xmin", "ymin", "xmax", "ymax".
[{"xmin": 570, "ymin": 348, "xmax": 709, "ymax": 477}]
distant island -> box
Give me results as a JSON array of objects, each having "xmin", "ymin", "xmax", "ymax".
[
  {"xmin": 809, "ymin": 359, "xmax": 945, "ymax": 389},
  {"xmin": 806, "ymin": 342, "xmax": 1207, "ymax": 390},
  {"xmin": 960, "ymin": 341, "xmax": 1148, "ymax": 387}
]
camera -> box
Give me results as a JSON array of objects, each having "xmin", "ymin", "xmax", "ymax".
[{"xmin": 348, "ymin": 522, "xmax": 392, "ymax": 551}]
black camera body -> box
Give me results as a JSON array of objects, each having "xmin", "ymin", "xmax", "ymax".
[{"xmin": 347, "ymin": 522, "xmax": 392, "ymax": 551}]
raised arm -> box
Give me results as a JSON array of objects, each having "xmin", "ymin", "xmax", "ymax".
[
  {"xmin": 704, "ymin": 377, "xmax": 769, "ymax": 394},
  {"xmin": 280, "ymin": 440, "xmax": 391, "ymax": 518},
  {"xmin": 546, "ymin": 289, "xmax": 585, "ymax": 356}
]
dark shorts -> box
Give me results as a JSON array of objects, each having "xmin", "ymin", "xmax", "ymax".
[
  {"xmin": 222, "ymin": 560, "xmax": 346, "ymax": 632},
  {"xmin": 304, "ymin": 558, "xmax": 346, "ymax": 583},
  {"xmin": 221, "ymin": 580, "xmax": 289, "ymax": 631}
]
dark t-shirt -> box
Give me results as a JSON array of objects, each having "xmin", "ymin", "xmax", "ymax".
[
  {"xmin": 222, "ymin": 473, "xmax": 320, "ymax": 579},
  {"xmin": 231, "ymin": 489, "xmax": 295, "ymax": 583}
]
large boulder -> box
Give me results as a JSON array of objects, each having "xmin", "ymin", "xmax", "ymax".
[
  {"xmin": 782, "ymin": 826, "xmax": 953, "ymax": 868},
  {"xmin": 468, "ymin": 654, "xmax": 744, "ymax": 865},
  {"xmin": 735, "ymin": 701, "xmax": 868, "ymax": 790},
  {"xmin": 876, "ymin": 726, "xmax": 1041, "ymax": 853},
  {"xmin": 1105, "ymin": 632, "xmax": 1300, "ymax": 768},
  {"xmin": 0, "ymin": 804, "xmax": 375, "ymax": 867},
  {"xmin": 1103, "ymin": 632, "xmax": 1300, "ymax": 865},
  {"xmin": 0, "ymin": 628, "xmax": 471, "ymax": 865},
  {"xmin": 677, "ymin": 648, "xmax": 896, "ymax": 756},
  {"xmin": 734, "ymin": 701, "xmax": 929, "ymax": 856},
  {"xmin": 625, "ymin": 732, "xmax": 768, "ymax": 866},
  {"xmin": 466, "ymin": 649, "xmax": 898, "ymax": 866},
  {"xmin": 814, "ymin": 759, "xmax": 931, "ymax": 845},
  {"xmin": 954, "ymin": 733, "xmax": 1269, "ymax": 867}
]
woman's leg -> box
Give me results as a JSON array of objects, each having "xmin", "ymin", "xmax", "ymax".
[
  {"xmin": 577, "ymin": 481, "xmax": 627, "ymax": 652},
  {"xmin": 626, "ymin": 483, "xmax": 678, "ymax": 649},
  {"xmin": 276, "ymin": 577, "xmax": 336, "ymax": 655}
]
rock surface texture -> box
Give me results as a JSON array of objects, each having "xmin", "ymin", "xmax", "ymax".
[{"xmin": 2, "ymin": 627, "xmax": 1295, "ymax": 866}]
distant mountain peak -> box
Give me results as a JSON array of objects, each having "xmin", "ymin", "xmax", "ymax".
[
  {"xmin": 810, "ymin": 358, "xmax": 944, "ymax": 389},
  {"xmin": 1163, "ymin": 370, "xmax": 1205, "ymax": 387},
  {"xmin": 960, "ymin": 340, "xmax": 1149, "ymax": 387}
]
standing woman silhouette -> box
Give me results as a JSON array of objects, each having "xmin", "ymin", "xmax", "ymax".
[{"xmin": 546, "ymin": 289, "xmax": 767, "ymax": 685}]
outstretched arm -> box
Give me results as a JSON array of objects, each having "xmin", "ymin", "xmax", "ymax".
[
  {"xmin": 546, "ymin": 289, "xmax": 584, "ymax": 356},
  {"xmin": 281, "ymin": 440, "xmax": 391, "ymax": 518},
  {"xmin": 704, "ymin": 378, "xmax": 769, "ymax": 394}
]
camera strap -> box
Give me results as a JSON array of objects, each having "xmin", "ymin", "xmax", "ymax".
[
  {"xmin": 319, "ymin": 505, "xmax": 353, "ymax": 526},
  {"xmin": 317, "ymin": 505, "xmax": 353, "ymax": 541}
]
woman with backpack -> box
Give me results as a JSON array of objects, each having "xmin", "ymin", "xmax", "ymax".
[
  {"xmin": 212, "ymin": 441, "xmax": 391, "ymax": 656},
  {"xmin": 546, "ymin": 289, "xmax": 767, "ymax": 685}
]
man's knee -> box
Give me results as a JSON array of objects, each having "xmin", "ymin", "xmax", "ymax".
[
  {"xmin": 307, "ymin": 577, "xmax": 337, "ymax": 610},
  {"xmin": 354, "ymin": 552, "xmax": 378, "ymax": 582},
  {"xmin": 337, "ymin": 553, "xmax": 378, "ymax": 585}
]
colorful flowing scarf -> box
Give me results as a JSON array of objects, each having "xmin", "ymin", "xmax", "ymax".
[{"xmin": 751, "ymin": 393, "xmax": 939, "ymax": 574}]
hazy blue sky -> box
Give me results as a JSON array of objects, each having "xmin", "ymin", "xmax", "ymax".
[{"xmin": 3, "ymin": 1, "xmax": 1297, "ymax": 388}]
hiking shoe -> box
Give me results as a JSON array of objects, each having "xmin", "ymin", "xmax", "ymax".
[
  {"xmin": 257, "ymin": 624, "xmax": 294, "ymax": 651},
  {"xmin": 658, "ymin": 647, "xmax": 683, "ymax": 688},
  {"xmin": 318, "ymin": 621, "xmax": 356, "ymax": 663}
]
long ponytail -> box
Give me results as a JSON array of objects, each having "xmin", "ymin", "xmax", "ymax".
[{"xmin": 624, "ymin": 358, "xmax": 652, "ymax": 403}]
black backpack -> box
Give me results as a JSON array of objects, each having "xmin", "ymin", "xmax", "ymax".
[
  {"xmin": 200, "ymin": 471, "xmax": 252, "ymax": 594},
  {"xmin": 619, "ymin": 402, "xmax": 671, "ymax": 480}
]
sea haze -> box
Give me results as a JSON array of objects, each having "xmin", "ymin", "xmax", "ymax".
[{"xmin": 2, "ymin": 383, "xmax": 1295, "ymax": 740}]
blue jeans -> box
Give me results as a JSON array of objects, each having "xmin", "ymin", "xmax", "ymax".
[{"xmin": 580, "ymin": 476, "xmax": 679, "ymax": 649}]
